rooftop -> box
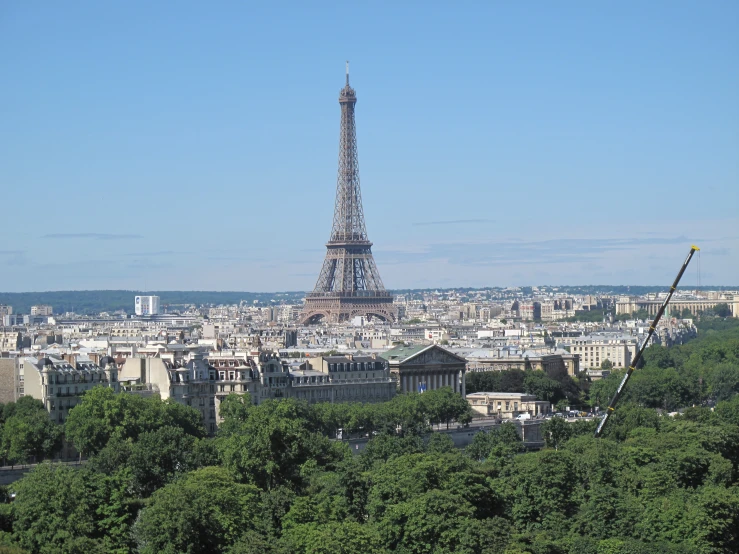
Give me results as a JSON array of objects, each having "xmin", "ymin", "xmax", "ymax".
[
  {"xmin": 466, "ymin": 392, "xmax": 538, "ymax": 400},
  {"xmin": 381, "ymin": 344, "xmax": 430, "ymax": 363}
]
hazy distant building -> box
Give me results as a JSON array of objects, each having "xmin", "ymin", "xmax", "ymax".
[
  {"xmin": 2, "ymin": 314, "xmax": 23, "ymax": 327},
  {"xmin": 518, "ymin": 302, "xmax": 541, "ymax": 321},
  {"xmin": 616, "ymin": 295, "xmax": 738, "ymax": 318},
  {"xmin": 31, "ymin": 305, "xmax": 53, "ymax": 316},
  {"xmin": 135, "ymin": 295, "xmax": 160, "ymax": 316},
  {"xmin": 0, "ymin": 305, "xmax": 12, "ymax": 317},
  {"xmin": 0, "ymin": 331, "xmax": 22, "ymax": 352}
]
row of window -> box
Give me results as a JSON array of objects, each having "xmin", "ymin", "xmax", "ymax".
[
  {"xmin": 42, "ymin": 373, "xmax": 112, "ymax": 385},
  {"xmin": 328, "ymin": 362, "xmax": 382, "ymax": 372}
]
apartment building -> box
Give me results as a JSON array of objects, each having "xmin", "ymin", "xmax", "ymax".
[
  {"xmin": 300, "ymin": 354, "xmax": 396, "ymax": 403},
  {"xmin": 568, "ymin": 335, "xmax": 637, "ymax": 369},
  {"xmin": 119, "ymin": 349, "xmax": 397, "ymax": 434},
  {"xmin": 21, "ymin": 356, "xmax": 120, "ymax": 424},
  {"xmin": 466, "ymin": 346, "xmax": 580, "ymax": 377}
]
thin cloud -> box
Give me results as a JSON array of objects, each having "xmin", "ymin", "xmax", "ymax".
[
  {"xmin": 43, "ymin": 233, "xmax": 142, "ymax": 240},
  {"xmin": 412, "ymin": 219, "xmax": 493, "ymax": 227},
  {"xmin": 121, "ymin": 251, "xmax": 189, "ymax": 257},
  {"xmin": 376, "ymin": 235, "xmax": 702, "ymax": 267}
]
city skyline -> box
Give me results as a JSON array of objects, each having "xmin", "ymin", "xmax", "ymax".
[{"xmin": 1, "ymin": 2, "xmax": 737, "ymax": 292}]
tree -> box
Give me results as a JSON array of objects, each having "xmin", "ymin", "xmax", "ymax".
[
  {"xmin": 709, "ymin": 303, "xmax": 732, "ymax": 318},
  {"xmin": 65, "ymin": 386, "xmax": 205, "ymax": 457},
  {"xmin": 501, "ymin": 369, "xmax": 527, "ymax": 392},
  {"xmin": 542, "ymin": 416, "xmax": 571, "ymax": 450},
  {"xmin": 419, "ymin": 387, "xmax": 472, "ymax": 429},
  {"xmin": 93, "ymin": 426, "xmax": 205, "ymax": 497},
  {"xmin": 425, "ymin": 433, "xmax": 455, "ymax": 454},
  {"xmin": 466, "ymin": 422, "xmax": 523, "ymax": 462},
  {"xmin": 280, "ymin": 521, "xmax": 386, "ymax": 554},
  {"xmin": 715, "ymin": 394, "xmax": 739, "ymax": 426},
  {"xmin": 1, "ymin": 399, "xmax": 61, "ymax": 464},
  {"xmin": 523, "ymin": 371, "xmax": 562, "ymax": 403},
  {"xmin": 377, "ymin": 489, "xmax": 477, "ymax": 553},
  {"xmin": 601, "ymin": 359, "xmax": 614, "ymax": 370},
  {"xmin": 11, "ymin": 464, "xmax": 104, "ymax": 554},
  {"xmin": 707, "ymin": 364, "xmax": 739, "ymax": 402},
  {"xmin": 217, "ymin": 393, "xmax": 254, "ymax": 434},
  {"xmin": 628, "ymin": 367, "xmax": 695, "ymax": 411},
  {"xmin": 132, "ymin": 467, "xmax": 262, "ymax": 554},
  {"xmin": 497, "ymin": 449, "xmax": 580, "ymax": 531},
  {"xmin": 465, "ymin": 371, "xmax": 502, "ymax": 394},
  {"xmin": 217, "ymin": 399, "xmax": 347, "ymax": 490},
  {"xmin": 360, "ymin": 434, "xmax": 424, "ymax": 469}
]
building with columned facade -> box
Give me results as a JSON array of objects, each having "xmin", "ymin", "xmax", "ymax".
[{"xmin": 381, "ymin": 344, "xmax": 467, "ymax": 396}]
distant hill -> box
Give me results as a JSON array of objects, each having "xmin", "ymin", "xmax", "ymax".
[{"xmin": 0, "ymin": 290, "xmax": 306, "ymax": 315}]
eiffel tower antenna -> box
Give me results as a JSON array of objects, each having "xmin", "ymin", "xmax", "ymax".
[{"xmin": 299, "ymin": 65, "xmax": 396, "ymax": 324}]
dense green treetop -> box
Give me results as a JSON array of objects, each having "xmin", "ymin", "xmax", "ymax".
[{"xmin": 0, "ymin": 397, "xmax": 62, "ymax": 465}]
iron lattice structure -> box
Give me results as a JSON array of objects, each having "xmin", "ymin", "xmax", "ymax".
[{"xmin": 300, "ymin": 66, "xmax": 396, "ymax": 325}]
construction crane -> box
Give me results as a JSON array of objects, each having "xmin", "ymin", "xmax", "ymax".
[{"xmin": 594, "ymin": 245, "xmax": 700, "ymax": 438}]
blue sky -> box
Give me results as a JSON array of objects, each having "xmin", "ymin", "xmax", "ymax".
[{"xmin": 1, "ymin": 1, "xmax": 737, "ymax": 292}]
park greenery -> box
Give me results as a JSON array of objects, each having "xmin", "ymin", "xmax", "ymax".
[{"xmin": 0, "ymin": 318, "xmax": 737, "ymax": 552}]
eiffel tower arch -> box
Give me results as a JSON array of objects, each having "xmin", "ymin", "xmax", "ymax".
[{"xmin": 300, "ymin": 65, "xmax": 397, "ymax": 325}]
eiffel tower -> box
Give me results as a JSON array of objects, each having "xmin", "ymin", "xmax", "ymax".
[{"xmin": 299, "ymin": 64, "xmax": 396, "ymax": 325}]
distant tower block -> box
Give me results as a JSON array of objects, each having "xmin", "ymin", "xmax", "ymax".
[{"xmin": 300, "ymin": 65, "xmax": 396, "ymax": 325}]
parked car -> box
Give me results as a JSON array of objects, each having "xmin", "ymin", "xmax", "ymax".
[{"xmin": 515, "ymin": 413, "xmax": 532, "ymax": 421}]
